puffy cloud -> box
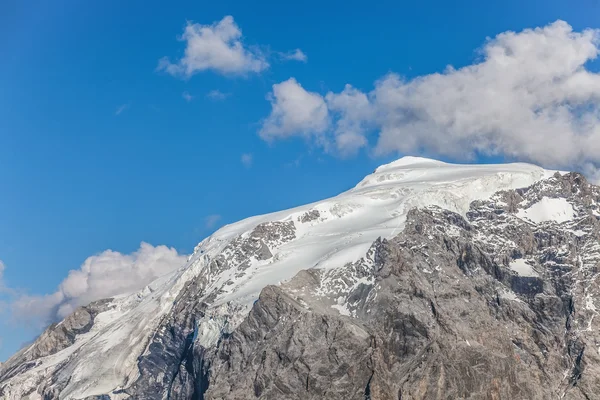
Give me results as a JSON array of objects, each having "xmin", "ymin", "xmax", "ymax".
[
  {"xmin": 260, "ymin": 21, "xmax": 600, "ymax": 175},
  {"xmin": 11, "ymin": 243, "xmax": 187, "ymax": 327},
  {"xmin": 182, "ymin": 91, "xmax": 194, "ymax": 102},
  {"xmin": 368, "ymin": 20, "xmax": 600, "ymax": 167},
  {"xmin": 158, "ymin": 16, "xmax": 269, "ymax": 77},
  {"xmin": 241, "ymin": 153, "xmax": 253, "ymax": 168},
  {"xmin": 278, "ymin": 49, "xmax": 308, "ymax": 62},
  {"xmin": 259, "ymin": 78, "xmax": 329, "ymax": 143}
]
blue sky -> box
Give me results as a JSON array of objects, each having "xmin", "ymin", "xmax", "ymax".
[{"xmin": 2, "ymin": 0, "xmax": 600, "ymax": 360}]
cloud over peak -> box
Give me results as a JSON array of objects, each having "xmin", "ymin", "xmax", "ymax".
[{"xmin": 259, "ymin": 20, "xmax": 600, "ymax": 174}]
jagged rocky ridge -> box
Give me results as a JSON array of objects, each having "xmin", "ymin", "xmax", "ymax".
[{"xmin": 2, "ymin": 159, "xmax": 600, "ymax": 399}]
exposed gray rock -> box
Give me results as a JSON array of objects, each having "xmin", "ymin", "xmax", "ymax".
[{"xmin": 298, "ymin": 209, "xmax": 320, "ymax": 223}]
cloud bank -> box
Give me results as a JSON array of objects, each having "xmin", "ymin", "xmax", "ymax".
[
  {"xmin": 260, "ymin": 20, "xmax": 600, "ymax": 176},
  {"xmin": 10, "ymin": 243, "xmax": 187, "ymax": 328}
]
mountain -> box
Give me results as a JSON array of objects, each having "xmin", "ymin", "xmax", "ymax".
[{"xmin": 2, "ymin": 156, "xmax": 600, "ymax": 399}]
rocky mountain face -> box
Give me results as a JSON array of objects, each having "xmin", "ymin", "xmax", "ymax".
[{"xmin": 2, "ymin": 158, "xmax": 599, "ymax": 399}]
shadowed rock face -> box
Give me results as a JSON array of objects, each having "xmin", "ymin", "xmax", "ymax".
[{"xmin": 3, "ymin": 172, "xmax": 600, "ymax": 399}]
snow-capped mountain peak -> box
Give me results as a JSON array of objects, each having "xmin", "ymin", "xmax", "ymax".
[{"xmin": 0, "ymin": 157, "xmax": 567, "ymax": 399}]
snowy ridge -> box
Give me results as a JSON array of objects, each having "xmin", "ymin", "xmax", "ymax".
[{"xmin": 0, "ymin": 157, "xmax": 559, "ymax": 399}]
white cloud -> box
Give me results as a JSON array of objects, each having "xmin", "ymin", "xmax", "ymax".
[
  {"xmin": 10, "ymin": 243, "xmax": 187, "ymax": 327},
  {"xmin": 241, "ymin": 153, "xmax": 253, "ymax": 168},
  {"xmin": 325, "ymin": 84, "xmax": 374, "ymax": 156},
  {"xmin": 279, "ymin": 49, "xmax": 307, "ymax": 62},
  {"xmin": 367, "ymin": 20, "xmax": 600, "ymax": 167},
  {"xmin": 204, "ymin": 214, "xmax": 222, "ymax": 229},
  {"xmin": 0, "ymin": 260, "xmax": 14, "ymax": 297},
  {"xmin": 0, "ymin": 260, "xmax": 10, "ymax": 318},
  {"xmin": 182, "ymin": 91, "xmax": 194, "ymax": 102},
  {"xmin": 115, "ymin": 103, "xmax": 129, "ymax": 116},
  {"xmin": 260, "ymin": 78, "xmax": 329, "ymax": 143},
  {"xmin": 206, "ymin": 89, "xmax": 230, "ymax": 101},
  {"xmin": 158, "ymin": 16, "xmax": 269, "ymax": 77},
  {"xmin": 0, "ymin": 260, "xmax": 6, "ymax": 303},
  {"xmin": 582, "ymin": 164, "xmax": 600, "ymax": 185},
  {"xmin": 259, "ymin": 21, "xmax": 600, "ymax": 175}
]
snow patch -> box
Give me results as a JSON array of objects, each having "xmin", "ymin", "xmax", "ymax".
[
  {"xmin": 517, "ymin": 197, "xmax": 575, "ymax": 224},
  {"xmin": 509, "ymin": 259, "xmax": 539, "ymax": 277},
  {"xmin": 331, "ymin": 304, "xmax": 351, "ymax": 316}
]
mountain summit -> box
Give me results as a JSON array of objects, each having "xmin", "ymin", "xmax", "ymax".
[{"xmin": 2, "ymin": 157, "xmax": 600, "ymax": 399}]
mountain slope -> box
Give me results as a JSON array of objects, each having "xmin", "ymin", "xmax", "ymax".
[
  {"xmin": 0, "ymin": 156, "xmax": 581, "ymax": 399},
  {"xmin": 204, "ymin": 172, "xmax": 600, "ymax": 399}
]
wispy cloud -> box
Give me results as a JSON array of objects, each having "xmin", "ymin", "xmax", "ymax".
[
  {"xmin": 0, "ymin": 260, "xmax": 15, "ymax": 297},
  {"xmin": 115, "ymin": 103, "xmax": 130, "ymax": 116},
  {"xmin": 241, "ymin": 153, "xmax": 253, "ymax": 168},
  {"xmin": 204, "ymin": 214, "xmax": 222, "ymax": 229},
  {"xmin": 278, "ymin": 48, "xmax": 307, "ymax": 63},
  {"xmin": 182, "ymin": 91, "xmax": 194, "ymax": 102},
  {"xmin": 259, "ymin": 20, "xmax": 600, "ymax": 177},
  {"xmin": 284, "ymin": 155, "xmax": 302, "ymax": 168},
  {"xmin": 206, "ymin": 89, "xmax": 230, "ymax": 101}
]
